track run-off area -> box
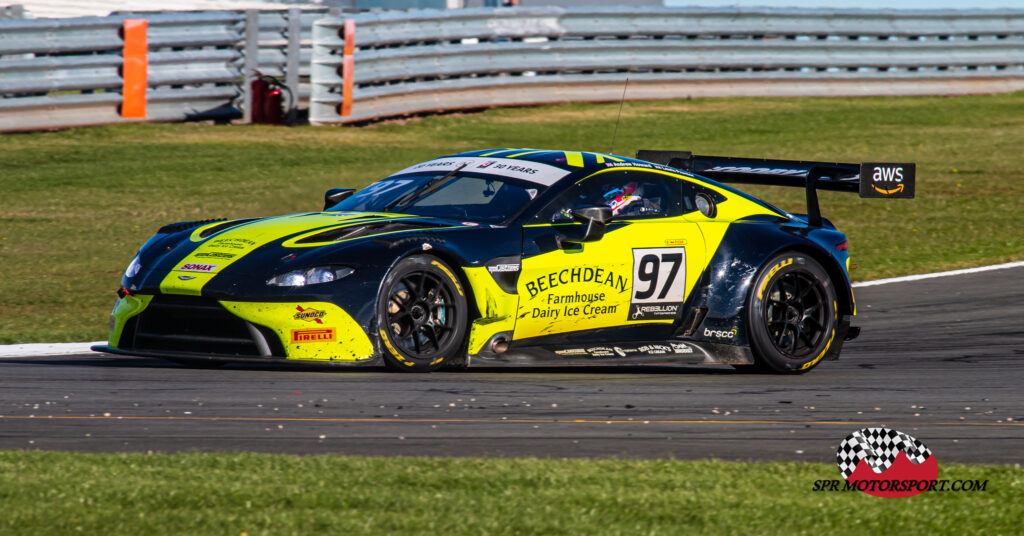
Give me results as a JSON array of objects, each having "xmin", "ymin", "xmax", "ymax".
[{"xmin": 1, "ymin": 264, "xmax": 1021, "ymax": 464}]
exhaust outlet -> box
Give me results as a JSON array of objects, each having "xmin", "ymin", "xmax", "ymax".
[{"xmin": 491, "ymin": 338, "xmax": 509, "ymax": 354}]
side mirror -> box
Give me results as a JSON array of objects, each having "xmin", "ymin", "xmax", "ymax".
[
  {"xmin": 323, "ymin": 188, "xmax": 355, "ymax": 211},
  {"xmin": 563, "ymin": 205, "xmax": 612, "ymax": 246}
]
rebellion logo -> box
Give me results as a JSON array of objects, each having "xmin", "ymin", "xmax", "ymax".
[
  {"xmin": 178, "ymin": 263, "xmax": 218, "ymax": 273},
  {"xmin": 291, "ymin": 328, "xmax": 335, "ymax": 343},
  {"xmin": 836, "ymin": 427, "xmax": 938, "ymax": 498},
  {"xmin": 294, "ymin": 305, "xmax": 326, "ymax": 324}
]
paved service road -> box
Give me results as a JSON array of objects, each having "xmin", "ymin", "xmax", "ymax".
[{"xmin": 2, "ymin": 267, "xmax": 1021, "ymax": 464}]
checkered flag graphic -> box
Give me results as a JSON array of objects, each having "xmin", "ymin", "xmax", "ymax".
[{"xmin": 836, "ymin": 427, "xmax": 932, "ymax": 479}]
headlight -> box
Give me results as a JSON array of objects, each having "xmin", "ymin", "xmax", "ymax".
[
  {"xmin": 267, "ymin": 266, "xmax": 354, "ymax": 287},
  {"xmin": 124, "ymin": 255, "xmax": 142, "ymax": 278}
]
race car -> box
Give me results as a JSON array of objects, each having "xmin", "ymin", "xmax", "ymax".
[{"xmin": 93, "ymin": 148, "xmax": 914, "ymax": 373}]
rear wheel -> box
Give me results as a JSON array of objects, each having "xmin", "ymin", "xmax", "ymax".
[
  {"xmin": 747, "ymin": 253, "xmax": 837, "ymax": 374},
  {"xmin": 376, "ymin": 256, "xmax": 468, "ymax": 372}
]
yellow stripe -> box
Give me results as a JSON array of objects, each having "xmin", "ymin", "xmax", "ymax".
[
  {"xmin": 161, "ymin": 213, "xmax": 386, "ymax": 295},
  {"xmin": 505, "ymin": 149, "xmax": 546, "ymax": 158},
  {"xmin": 595, "ymin": 155, "xmax": 605, "ymax": 164},
  {"xmin": 480, "ymin": 149, "xmax": 515, "ymax": 156},
  {"xmin": 564, "ymin": 151, "xmax": 584, "ymax": 167}
]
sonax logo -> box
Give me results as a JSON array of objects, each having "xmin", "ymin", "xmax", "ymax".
[
  {"xmin": 291, "ymin": 328, "xmax": 336, "ymax": 343},
  {"xmin": 836, "ymin": 427, "xmax": 938, "ymax": 498},
  {"xmin": 294, "ymin": 305, "xmax": 326, "ymax": 324},
  {"xmin": 178, "ymin": 263, "xmax": 218, "ymax": 273}
]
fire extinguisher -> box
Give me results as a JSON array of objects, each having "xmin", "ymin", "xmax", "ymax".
[{"xmin": 250, "ymin": 72, "xmax": 293, "ymax": 125}]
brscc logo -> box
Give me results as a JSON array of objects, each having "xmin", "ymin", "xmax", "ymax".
[{"xmin": 836, "ymin": 427, "xmax": 938, "ymax": 498}]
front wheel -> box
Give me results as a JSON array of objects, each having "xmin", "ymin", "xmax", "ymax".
[
  {"xmin": 747, "ymin": 253, "xmax": 838, "ymax": 374},
  {"xmin": 376, "ymin": 255, "xmax": 469, "ymax": 372}
]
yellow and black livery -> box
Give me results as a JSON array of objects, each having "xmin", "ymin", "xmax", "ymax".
[{"xmin": 94, "ymin": 148, "xmax": 914, "ymax": 373}]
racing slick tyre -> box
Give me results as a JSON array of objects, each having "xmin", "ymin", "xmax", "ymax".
[
  {"xmin": 376, "ymin": 255, "xmax": 469, "ymax": 372},
  {"xmin": 747, "ymin": 252, "xmax": 838, "ymax": 374}
]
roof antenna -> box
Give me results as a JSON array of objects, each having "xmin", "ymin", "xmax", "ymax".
[{"xmin": 609, "ymin": 75, "xmax": 629, "ymax": 156}]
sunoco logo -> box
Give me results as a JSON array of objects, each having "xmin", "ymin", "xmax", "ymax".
[
  {"xmin": 703, "ymin": 327, "xmax": 737, "ymax": 339},
  {"xmin": 294, "ymin": 305, "xmax": 326, "ymax": 324}
]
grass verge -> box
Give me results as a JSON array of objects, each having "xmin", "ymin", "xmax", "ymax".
[
  {"xmin": 1, "ymin": 93, "xmax": 1021, "ymax": 343},
  {"xmin": 0, "ymin": 451, "xmax": 1020, "ymax": 535}
]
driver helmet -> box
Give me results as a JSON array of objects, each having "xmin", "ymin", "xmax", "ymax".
[{"xmin": 604, "ymin": 182, "xmax": 643, "ymax": 216}]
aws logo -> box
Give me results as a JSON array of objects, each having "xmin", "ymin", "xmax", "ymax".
[
  {"xmin": 870, "ymin": 166, "xmax": 906, "ymax": 195},
  {"xmin": 859, "ymin": 162, "xmax": 916, "ymax": 199}
]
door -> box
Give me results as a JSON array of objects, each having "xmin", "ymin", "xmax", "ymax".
[{"xmin": 514, "ymin": 168, "xmax": 706, "ymax": 344}]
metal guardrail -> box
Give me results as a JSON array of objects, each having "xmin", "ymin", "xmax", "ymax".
[
  {"xmin": 3, "ymin": 7, "xmax": 1023, "ymax": 131},
  {"xmin": 310, "ymin": 7, "xmax": 1024, "ymax": 124},
  {"xmin": 0, "ymin": 8, "xmax": 324, "ymax": 132}
]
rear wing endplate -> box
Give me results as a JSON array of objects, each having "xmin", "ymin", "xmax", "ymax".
[{"xmin": 636, "ymin": 150, "xmax": 915, "ymax": 226}]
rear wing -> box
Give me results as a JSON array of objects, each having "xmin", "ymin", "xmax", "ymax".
[{"xmin": 636, "ymin": 150, "xmax": 915, "ymax": 226}]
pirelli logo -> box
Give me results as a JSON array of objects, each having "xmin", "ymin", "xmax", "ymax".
[{"xmin": 291, "ymin": 328, "xmax": 336, "ymax": 344}]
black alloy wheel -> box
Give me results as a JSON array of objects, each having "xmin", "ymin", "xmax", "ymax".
[
  {"xmin": 747, "ymin": 253, "xmax": 838, "ymax": 374},
  {"xmin": 377, "ymin": 256, "xmax": 468, "ymax": 371},
  {"xmin": 763, "ymin": 271, "xmax": 829, "ymax": 358}
]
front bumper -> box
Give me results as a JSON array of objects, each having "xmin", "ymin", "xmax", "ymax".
[
  {"xmin": 107, "ymin": 293, "xmax": 375, "ymax": 362},
  {"xmin": 91, "ymin": 344, "xmax": 383, "ymax": 367}
]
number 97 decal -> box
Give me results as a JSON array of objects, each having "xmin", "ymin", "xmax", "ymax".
[{"xmin": 628, "ymin": 247, "xmax": 686, "ymax": 321}]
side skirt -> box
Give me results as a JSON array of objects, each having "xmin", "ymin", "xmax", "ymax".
[{"xmin": 471, "ymin": 340, "xmax": 754, "ymax": 366}]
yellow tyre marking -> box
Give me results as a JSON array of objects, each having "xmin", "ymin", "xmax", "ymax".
[
  {"xmin": 431, "ymin": 260, "xmax": 464, "ymax": 297},
  {"xmin": 379, "ymin": 327, "xmax": 407, "ymax": 364},
  {"xmin": 800, "ymin": 300, "xmax": 838, "ymax": 371},
  {"xmin": 758, "ymin": 258, "xmax": 793, "ymax": 300}
]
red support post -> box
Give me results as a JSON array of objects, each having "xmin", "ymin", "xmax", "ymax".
[
  {"xmin": 341, "ymin": 19, "xmax": 356, "ymax": 118},
  {"xmin": 121, "ymin": 19, "xmax": 148, "ymax": 119}
]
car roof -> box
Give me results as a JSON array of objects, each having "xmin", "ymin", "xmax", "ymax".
[
  {"xmin": 448, "ymin": 148, "xmax": 697, "ymax": 183},
  {"xmin": 446, "ymin": 148, "xmax": 790, "ymax": 219}
]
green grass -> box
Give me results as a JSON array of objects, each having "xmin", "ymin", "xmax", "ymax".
[
  {"xmin": 0, "ymin": 451, "xmax": 1019, "ymax": 535},
  {"xmin": 1, "ymin": 93, "xmax": 1022, "ymax": 343}
]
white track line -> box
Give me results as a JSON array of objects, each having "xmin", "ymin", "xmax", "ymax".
[
  {"xmin": 1, "ymin": 262, "xmax": 1021, "ymax": 358},
  {"xmin": 0, "ymin": 341, "xmax": 105, "ymax": 358},
  {"xmin": 851, "ymin": 261, "xmax": 1024, "ymax": 288}
]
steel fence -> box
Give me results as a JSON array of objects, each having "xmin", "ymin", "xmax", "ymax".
[
  {"xmin": 0, "ymin": 8, "xmax": 324, "ymax": 132},
  {"xmin": 2, "ymin": 7, "xmax": 1023, "ymax": 131},
  {"xmin": 310, "ymin": 7, "xmax": 1024, "ymax": 124}
]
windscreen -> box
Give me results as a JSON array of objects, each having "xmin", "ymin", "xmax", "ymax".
[{"xmin": 328, "ymin": 172, "xmax": 543, "ymax": 224}]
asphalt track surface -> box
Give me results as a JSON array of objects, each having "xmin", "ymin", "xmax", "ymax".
[{"xmin": 2, "ymin": 267, "xmax": 1021, "ymax": 464}]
